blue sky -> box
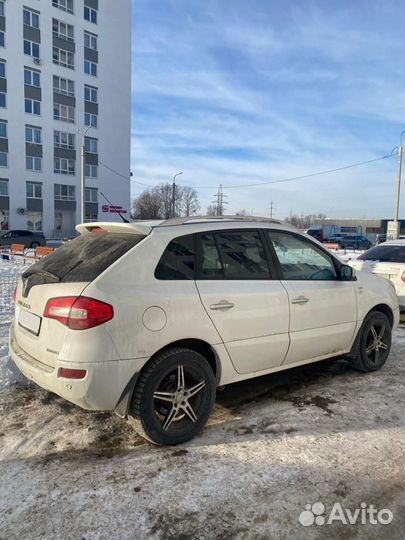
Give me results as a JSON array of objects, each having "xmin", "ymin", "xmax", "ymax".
[{"xmin": 131, "ymin": 0, "xmax": 405, "ymax": 219}]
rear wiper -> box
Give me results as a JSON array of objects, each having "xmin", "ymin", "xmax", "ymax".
[{"xmin": 22, "ymin": 268, "xmax": 60, "ymax": 282}]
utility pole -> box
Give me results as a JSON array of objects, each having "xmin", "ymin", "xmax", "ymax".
[
  {"xmin": 77, "ymin": 125, "xmax": 92, "ymax": 223},
  {"xmin": 269, "ymin": 200, "xmax": 274, "ymax": 218},
  {"xmin": 172, "ymin": 171, "xmax": 183, "ymax": 218},
  {"xmin": 394, "ymin": 131, "xmax": 405, "ymax": 224}
]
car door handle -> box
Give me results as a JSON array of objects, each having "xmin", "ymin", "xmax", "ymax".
[
  {"xmin": 291, "ymin": 296, "xmax": 309, "ymax": 305},
  {"xmin": 209, "ymin": 300, "xmax": 235, "ymax": 311}
]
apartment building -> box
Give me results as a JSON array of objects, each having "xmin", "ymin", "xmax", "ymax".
[{"xmin": 0, "ymin": 0, "xmax": 131, "ymax": 237}]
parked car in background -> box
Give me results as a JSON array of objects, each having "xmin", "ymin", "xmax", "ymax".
[
  {"xmin": 339, "ymin": 234, "xmax": 372, "ymax": 250},
  {"xmin": 327, "ymin": 233, "xmax": 347, "ymax": 244},
  {"xmin": 349, "ymin": 240, "xmax": 405, "ymax": 312},
  {"xmin": 10, "ymin": 217, "xmax": 399, "ymax": 445},
  {"xmin": 0, "ymin": 230, "xmax": 46, "ymax": 248}
]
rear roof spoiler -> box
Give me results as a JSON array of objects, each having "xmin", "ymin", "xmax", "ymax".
[{"xmin": 76, "ymin": 222, "xmax": 153, "ymax": 236}]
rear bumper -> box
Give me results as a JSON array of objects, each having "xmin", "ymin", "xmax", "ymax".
[{"xmin": 9, "ymin": 326, "xmax": 148, "ymax": 411}]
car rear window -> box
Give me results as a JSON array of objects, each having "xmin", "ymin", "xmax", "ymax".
[
  {"xmin": 358, "ymin": 244, "xmax": 405, "ymax": 263},
  {"xmin": 23, "ymin": 231, "xmax": 144, "ymax": 283}
]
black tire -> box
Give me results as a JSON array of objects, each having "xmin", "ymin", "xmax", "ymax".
[
  {"xmin": 30, "ymin": 241, "xmax": 39, "ymax": 248},
  {"xmin": 348, "ymin": 311, "xmax": 392, "ymax": 372},
  {"xmin": 128, "ymin": 347, "xmax": 216, "ymax": 445}
]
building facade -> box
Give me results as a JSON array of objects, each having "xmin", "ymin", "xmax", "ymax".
[{"xmin": 0, "ymin": 0, "xmax": 131, "ymax": 237}]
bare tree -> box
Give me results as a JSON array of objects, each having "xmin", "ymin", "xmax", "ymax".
[
  {"xmin": 181, "ymin": 186, "xmax": 200, "ymax": 216},
  {"xmin": 132, "ymin": 183, "xmax": 202, "ymax": 220},
  {"xmin": 206, "ymin": 204, "xmax": 217, "ymax": 216},
  {"xmin": 235, "ymin": 209, "xmax": 248, "ymax": 216},
  {"xmin": 132, "ymin": 190, "xmax": 162, "ymax": 219}
]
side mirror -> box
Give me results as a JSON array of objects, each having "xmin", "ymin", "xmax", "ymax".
[{"xmin": 340, "ymin": 264, "xmax": 356, "ymax": 281}]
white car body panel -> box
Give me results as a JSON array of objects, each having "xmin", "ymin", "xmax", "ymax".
[
  {"xmin": 196, "ymin": 280, "xmax": 290, "ymax": 373},
  {"xmin": 280, "ymin": 280, "xmax": 357, "ymax": 364},
  {"xmin": 9, "ymin": 220, "xmax": 400, "ymax": 413}
]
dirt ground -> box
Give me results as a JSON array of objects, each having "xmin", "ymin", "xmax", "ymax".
[{"xmin": 0, "ymin": 326, "xmax": 404, "ymax": 540}]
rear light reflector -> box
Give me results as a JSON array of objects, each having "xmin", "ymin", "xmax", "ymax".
[
  {"xmin": 401, "ymin": 271, "xmax": 405, "ymax": 284},
  {"xmin": 59, "ymin": 368, "xmax": 87, "ymax": 379},
  {"xmin": 44, "ymin": 296, "xmax": 113, "ymax": 330}
]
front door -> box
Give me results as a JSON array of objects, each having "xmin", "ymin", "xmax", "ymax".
[
  {"xmin": 196, "ymin": 230, "xmax": 290, "ymax": 374},
  {"xmin": 266, "ymin": 230, "xmax": 357, "ymax": 365}
]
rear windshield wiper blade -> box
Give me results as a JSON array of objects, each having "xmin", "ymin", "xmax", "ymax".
[{"xmin": 22, "ymin": 269, "xmax": 60, "ymax": 282}]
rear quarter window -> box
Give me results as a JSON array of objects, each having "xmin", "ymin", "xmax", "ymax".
[
  {"xmin": 25, "ymin": 232, "xmax": 144, "ymax": 282},
  {"xmin": 155, "ymin": 234, "xmax": 195, "ymax": 280}
]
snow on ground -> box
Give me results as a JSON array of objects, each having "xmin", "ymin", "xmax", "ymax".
[{"xmin": 0, "ymin": 258, "xmax": 404, "ymax": 540}]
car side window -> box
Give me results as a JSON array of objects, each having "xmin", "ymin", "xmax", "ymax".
[
  {"xmin": 268, "ymin": 231, "xmax": 337, "ymax": 280},
  {"xmin": 200, "ymin": 230, "xmax": 271, "ymax": 280},
  {"xmin": 155, "ymin": 234, "xmax": 195, "ymax": 280}
]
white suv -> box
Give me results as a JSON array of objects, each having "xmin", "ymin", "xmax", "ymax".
[{"xmin": 10, "ymin": 217, "xmax": 400, "ymax": 445}]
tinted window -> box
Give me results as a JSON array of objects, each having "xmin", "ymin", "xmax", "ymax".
[
  {"xmin": 155, "ymin": 234, "xmax": 195, "ymax": 280},
  {"xmin": 268, "ymin": 232, "xmax": 337, "ymax": 280},
  {"xmin": 23, "ymin": 232, "xmax": 144, "ymax": 284},
  {"xmin": 358, "ymin": 244, "xmax": 405, "ymax": 263},
  {"xmin": 200, "ymin": 231, "xmax": 271, "ymax": 280}
]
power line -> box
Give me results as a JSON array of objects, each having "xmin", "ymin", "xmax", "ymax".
[
  {"xmin": 191, "ymin": 153, "xmax": 397, "ymax": 189},
  {"xmin": 98, "ymin": 160, "xmax": 152, "ymax": 187},
  {"xmin": 99, "ymin": 152, "xmax": 397, "ymax": 192}
]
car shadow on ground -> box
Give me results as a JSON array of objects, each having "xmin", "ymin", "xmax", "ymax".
[{"xmin": 1, "ymin": 327, "xmax": 404, "ymax": 464}]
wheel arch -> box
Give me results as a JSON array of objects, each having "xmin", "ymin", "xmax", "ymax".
[
  {"xmin": 367, "ymin": 303, "xmax": 394, "ymax": 328},
  {"xmin": 114, "ymin": 338, "xmax": 221, "ymax": 418}
]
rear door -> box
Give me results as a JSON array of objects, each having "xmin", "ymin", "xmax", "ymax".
[
  {"xmin": 266, "ymin": 231, "xmax": 357, "ymax": 365},
  {"xmin": 196, "ymin": 229, "xmax": 290, "ymax": 374}
]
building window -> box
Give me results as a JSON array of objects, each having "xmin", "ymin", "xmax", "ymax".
[
  {"xmin": 0, "ymin": 92, "xmax": 5, "ymax": 108},
  {"xmin": 85, "ymin": 164, "xmax": 97, "ymax": 178},
  {"xmin": 54, "ymin": 183, "xmax": 75, "ymax": 201},
  {"xmin": 0, "ymin": 151, "xmax": 7, "ymax": 167},
  {"xmin": 84, "ymin": 137, "xmax": 97, "ymax": 153},
  {"xmin": 26, "ymin": 156, "xmax": 42, "ymax": 171},
  {"xmin": 23, "ymin": 8, "xmax": 40, "ymax": 29},
  {"xmin": 24, "ymin": 68, "xmax": 41, "ymax": 87},
  {"xmin": 54, "ymin": 157, "xmax": 75, "ymax": 175},
  {"xmin": 0, "ymin": 2, "xmax": 4, "ymax": 17},
  {"xmin": 27, "ymin": 211, "xmax": 42, "ymax": 232},
  {"xmin": 53, "ymin": 75, "xmax": 75, "ymax": 97},
  {"xmin": 0, "ymin": 179, "xmax": 8, "ymax": 196},
  {"xmin": 25, "ymin": 99, "xmax": 41, "ymax": 115},
  {"xmin": 54, "ymin": 130, "xmax": 75, "ymax": 149},
  {"xmin": 84, "ymin": 31, "xmax": 97, "ymax": 50},
  {"xmin": 24, "ymin": 40, "xmax": 40, "ymax": 58},
  {"xmin": 84, "ymin": 85, "xmax": 97, "ymax": 103},
  {"xmin": 52, "ymin": 19, "xmax": 74, "ymax": 42},
  {"xmin": 26, "ymin": 182, "xmax": 42, "ymax": 199},
  {"xmin": 25, "ymin": 126, "xmax": 42, "ymax": 144},
  {"xmin": 52, "ymin": 0, "xmax": 74, "ymax": 15},
  {"xmin": 53, "ymin": 47, "xmax": 74, "ymax": 69},
  {"xmin": 0, "ymin": 32, "xmax": 4, "ymax": 48},
  {"xmin": 84, "ymin": 112, "xmax": 97, "ymax": 127},
  {"xmin": 85, "ymin": 187, "xmax": 97, "ymax": 203},
  {"xmin": 0, "ymin": 120, "xmax": 7, "ymax": 138},
  {"xmin": 84, "ymin": 60, "xmax": 97, "ymax": 76},
  {"xmin": 84, "ymin": 6, "xmax": 97, "ymax": 24},
  {"xmin": 53, "ymin": 103, "xmax": 74, "ymax": 123},
  {"xmin": 0, "ymin": 60, "xmax": 5, "ymax": 78}
]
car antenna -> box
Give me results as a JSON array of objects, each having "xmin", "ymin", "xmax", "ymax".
[{"xmin": 99, "ymin": 192, "xmax": 130, "ymax": 223}]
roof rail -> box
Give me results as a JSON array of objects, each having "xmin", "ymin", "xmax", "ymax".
[{"xmin": 156, "ymin": 215, "xmax": 282, "ymax": 227}]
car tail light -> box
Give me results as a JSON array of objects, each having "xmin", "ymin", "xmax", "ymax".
[
  {"xmin": 401, "ymin": 271, "xmax": 405, "ymax": 284},
  {"xmin": 58, "ymin": 368, "xmax": 87, "ymax": 379},
  {"xmin": 44, "ymin": 296, "xmax": 113, "ymax": 330}
]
